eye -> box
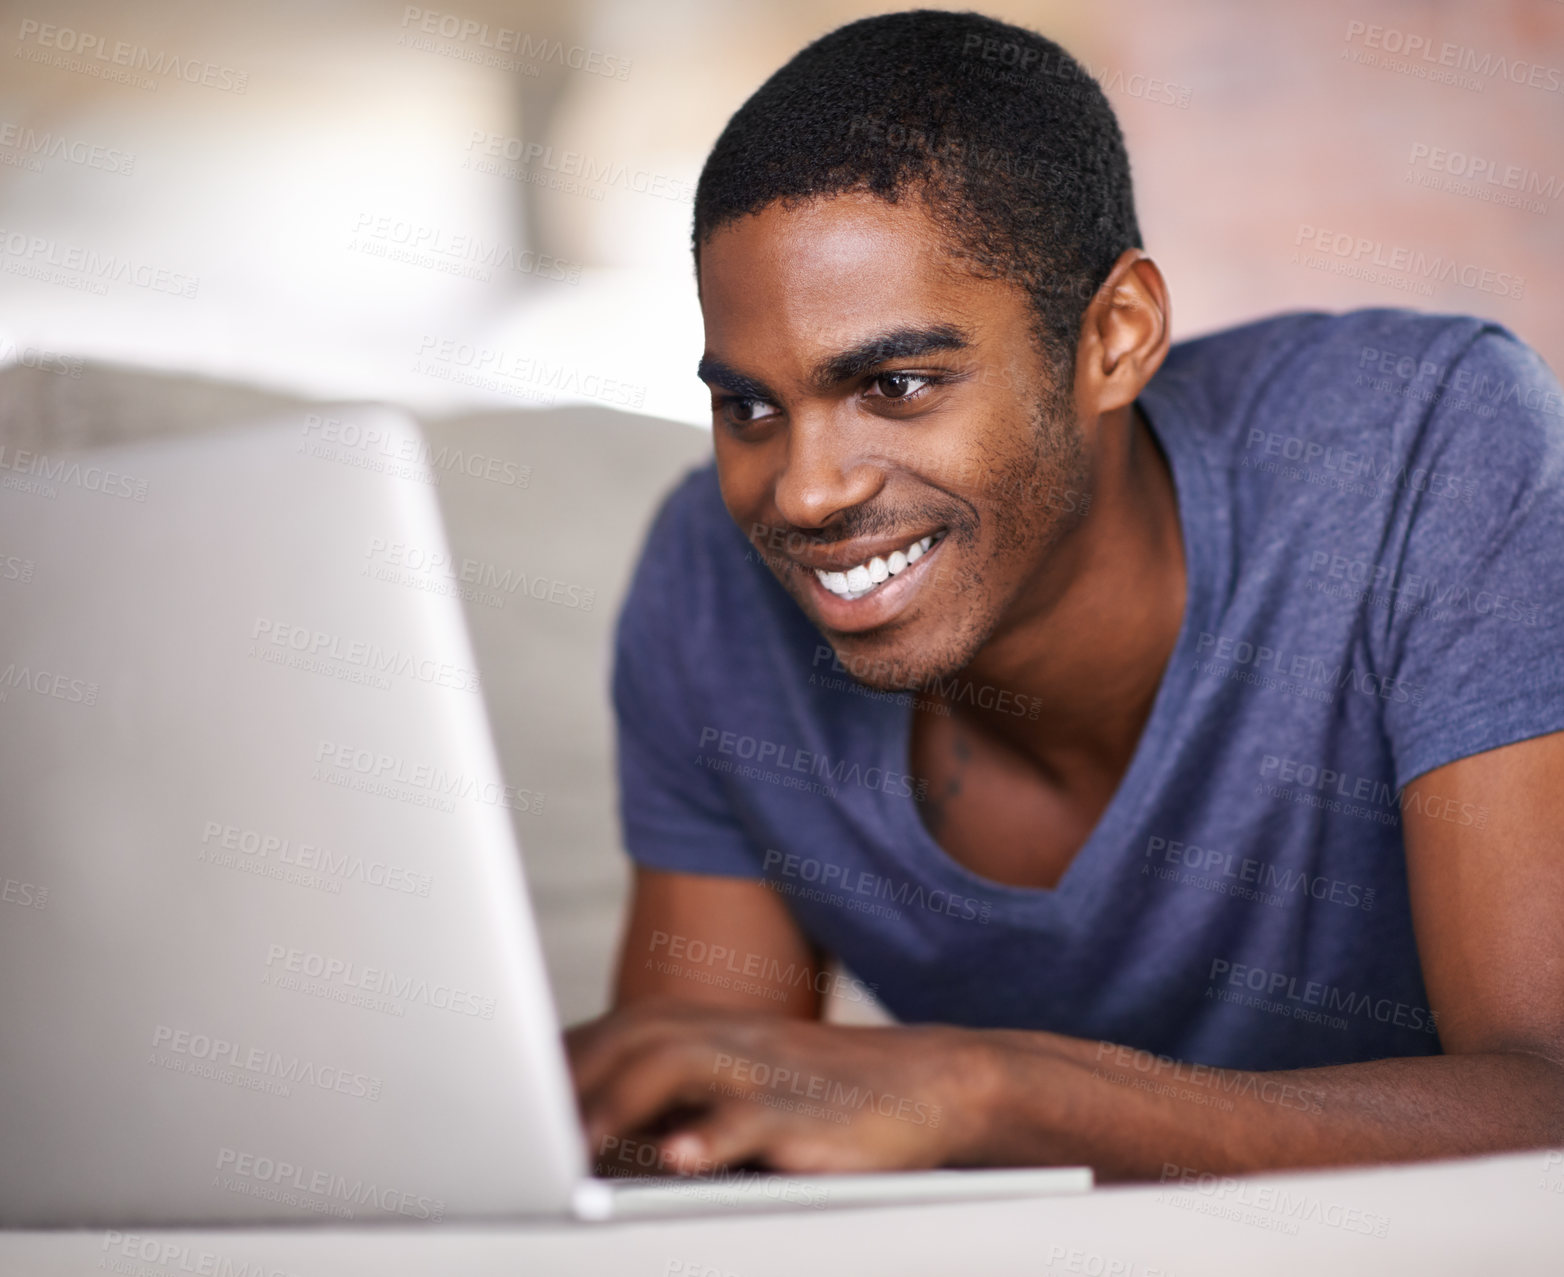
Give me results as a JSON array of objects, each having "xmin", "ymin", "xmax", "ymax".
[
  {"xmin": 866, "ymin": 372, "xmax": 935, "ymax": 402},
  {"xmin": 717, "ymin": 397, "xmax": 781, "ymax": 426}
]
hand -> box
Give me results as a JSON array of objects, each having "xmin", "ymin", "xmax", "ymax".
[{"xmin": 565, "ymin": 998, "xmax": 997, "ymax": 1176}]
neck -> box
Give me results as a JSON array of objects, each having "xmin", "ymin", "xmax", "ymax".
[{"xmin": 954, "ymin": 403, "xmax": 1187, "ymax": 787}]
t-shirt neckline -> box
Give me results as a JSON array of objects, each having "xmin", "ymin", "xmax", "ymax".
[{"xmin": 884, "ymin": 383, "xmax": 1227, "ymax": 923}]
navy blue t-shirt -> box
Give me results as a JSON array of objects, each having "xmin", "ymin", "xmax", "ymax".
[{"xmin": 611, "ymin": 309, "xmax": 1564, "ymax": 1072}]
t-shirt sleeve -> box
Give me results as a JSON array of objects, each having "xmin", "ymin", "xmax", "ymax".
[
  {"xmin": 1375, "ymin": 325, "xmax": 1564, "ymax": 787},
  {"xmin": 610, "ymin": 474, "xmax": 768, "ymax": 878}
]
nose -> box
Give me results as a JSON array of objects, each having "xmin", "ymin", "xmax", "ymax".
[{"xmin": 772, "ymin": 415, "xmax": 883, "ymax": 532}]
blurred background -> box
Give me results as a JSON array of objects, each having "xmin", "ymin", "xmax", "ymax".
[
  {"xmin": 2, "ymin": 0, "xmax": 1561, "ymax": 425},
  {"xmin": 1, "ymin": 0, "xmax": 1560, "ymax": 1024}
]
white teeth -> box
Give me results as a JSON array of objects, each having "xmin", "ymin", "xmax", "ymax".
[{"xmin": 813, "ymin": 531, "xmax": 944, "ymax": 600}]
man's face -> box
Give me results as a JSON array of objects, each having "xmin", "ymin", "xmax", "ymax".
[{"xmin": 697, "ymin": 191, "xmax": 1093, "ymax": 691}]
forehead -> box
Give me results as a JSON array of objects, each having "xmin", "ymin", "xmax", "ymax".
[{"xmin": 698, "ymin": 192, "xmax": 1016, "ymax": 368}]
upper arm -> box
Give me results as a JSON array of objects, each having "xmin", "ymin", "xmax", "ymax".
[
  {"xmin": 613, "ymin": 865, "xmax": 823, "ymax": 1018},
  {"xmin": 1372, "ymin": 327, "xmax": 1564, "ymax": 789},
  {"xmin": 1377, "ymin": 328, "xmax": 1564, "ymax": 1059},
  {"xmin": 1402, "ymin": 731, "xmax": 1564, "ymax": 1062},
  {"xmin": 608, "ymin": 475, "xmax": 820, "ymax": 1016},
  {"xmin": 611, "ymin": 473, "xmax": 772, "ymax": 877}
]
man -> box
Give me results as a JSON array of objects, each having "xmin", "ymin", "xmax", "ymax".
[{"xmin": 567, "ymin": 10, "xmax": 1564, "ymax": 1181}]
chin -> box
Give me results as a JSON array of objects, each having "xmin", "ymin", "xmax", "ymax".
[{"xmin": 819, "ymin": 620, "xmax": 983, "ymax": 695}]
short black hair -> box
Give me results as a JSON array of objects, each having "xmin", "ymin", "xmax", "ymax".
[{"xmin": 693, "ymin": 9, "xmax": 1142, "ymax": 381}]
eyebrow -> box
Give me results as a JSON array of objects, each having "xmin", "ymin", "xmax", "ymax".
[
  {"xmin": 695, "ymin": 355, "xmax": 775, "ymax": 402},
  {"xmin": 696, "ymin": 323, "xmax": 972, "ymax": 403},
  {"xmin": 808, "ymin": 324, "xmax": 971, "ymax": 393}
]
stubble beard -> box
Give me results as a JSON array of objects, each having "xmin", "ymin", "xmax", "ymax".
[{"xmin": 844, "ymin": 385, "xmax": 1091, "ymax": 694}]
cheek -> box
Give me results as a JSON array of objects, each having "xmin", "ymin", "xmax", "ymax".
[
  {"xmin": 926, "ymin": 392, "xmax": 1035, "ymax": 496},
  {"xmin": 714, "ymin": 439, "xmax": 770, "ymax": 520}
]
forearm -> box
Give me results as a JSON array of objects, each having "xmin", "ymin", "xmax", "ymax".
[{"xmin": 962, "ymin": 1030, "xmax": 1564, "ymax": 1181}]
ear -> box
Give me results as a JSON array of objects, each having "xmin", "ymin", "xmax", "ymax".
[{"xmin": 1075, "ymin": 249, "xmax": 1171, "ymax": 416}]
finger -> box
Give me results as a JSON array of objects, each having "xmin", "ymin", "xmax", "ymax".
[
  {"xmin": 563, "ymin": 1016, "xmax": 610, "ymax": 1071},
  {"xmin": 658, "ymin": 1102, "xmax": 777, "ymax": 1176},
  {"xmin": 565, "ymin": 1003, "xmax": 685, "ymax": 1098},
  {"xmin": 581, "ymin": 1038, "xmax": 730, "ymax": 1153},
  {"xmin": 664, "ymin": 1100, "xmax": 884, "ymax": 1177},
  {"xmin": 566, "ymin": 1001, "xmax": 726, "ymax": 1098}
]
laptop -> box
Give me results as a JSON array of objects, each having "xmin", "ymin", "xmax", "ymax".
[{"xmin": 0, "ymin": 407, "xmax": 1091, "ymax": 1225}]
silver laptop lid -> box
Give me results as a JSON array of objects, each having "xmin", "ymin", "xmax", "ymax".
[{"xmin": 0, "ymin": 408, "xmax": 588, "ymax": 1225}]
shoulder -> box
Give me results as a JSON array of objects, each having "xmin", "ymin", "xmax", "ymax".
[
  {"xmin": 640, "ymin": 460, "xmax": 732, "ymax": 552},
  {"xmin": 618, "ymin": 459, "xmax": 803, "ymax": 653},
  {"xmin": 622, "ymin": 462, "xmax": 734, "ymax": 635},
  {"xmin": 1152, "ymin": 308, "xmax": 1497, "ymax": 413},
  {"xmin": 1149, "ymin": 308, "xmax": 1560, "ymax": 463}
]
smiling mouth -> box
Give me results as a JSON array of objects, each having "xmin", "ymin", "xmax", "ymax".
[{"xmin": 811, "ymin": 529, "xmax": 948, "ymax": 601}]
